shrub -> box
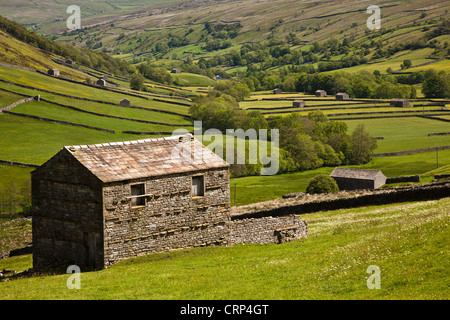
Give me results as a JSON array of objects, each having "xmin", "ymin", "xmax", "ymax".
[{"xmin": 306, "ymin": 174, "xmax": 339, "ymax": 194}]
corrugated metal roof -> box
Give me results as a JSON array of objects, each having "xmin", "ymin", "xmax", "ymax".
[
  {"xmin": 330, "ymin": 167, "xmax": 385, "ymax": 180},
  {"xmin": 65, "ymin": 135, "xmax": 229, "ymax": 183}
]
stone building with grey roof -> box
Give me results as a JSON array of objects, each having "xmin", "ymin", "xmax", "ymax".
[
  {"xmin": 330, "ymin": 167, "xmax": 386, "ymax": 191},
  {"xmin": 32, "ymin": 135, "xmax": 307, "ymax": 271}
]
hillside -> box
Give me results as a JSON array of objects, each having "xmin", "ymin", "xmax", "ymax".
[
  {"xmin": 19, "ymin": 0, "xmax": 449, "ymax": 73},
  {"xmin": 0, "ymin": 2, "xmax": 449, "ymax": 303},
  {"xmin": 1, "ymin": 198, "xmax": 448, "ymax": 299},
  {"xmin": 0, "ymin": 30, "xmax": 93, "ymax": 81}
]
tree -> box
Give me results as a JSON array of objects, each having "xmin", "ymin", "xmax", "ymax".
[
  {"xmin": 214, "ymin": 80, "xmax": 251, "ymax": 102},
  {"xmin": 306, "ymin": 174, "xmax": 339, "ymax": 194},
  {"xmin": 422, "ymin": 70, "xmax": 449, "ymax": 98},
  {"xmin": 349, "ymin": 124, "xmax": 377, "ymax": 164},
  {"xmin": 130, "ymin": 74, "xmax": 145, "ymax": 91},
  {"xmin": 403, "ymin": 59, "xmax": 412, "ymax": 68}
]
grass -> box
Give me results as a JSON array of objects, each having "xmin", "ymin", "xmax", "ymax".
[
  {"xmin": 0, "ymin": 165, "xmax": 33, "ymax": 189},
  {"xmin": 0, "ymin": 113, "xmax": 163, "ymax": 165},
  {"xmin": 0, "ymin": 31, "xmax": 92, "ymax": 82},
  {"xmin": 171, "ymin": 73, "xmax": 216, "ymax": 87},
  {"xmin": 13, "ymin": 100, "xmax": 192, "ymax": 131},
  {"xmin": 343, "ymin": 117, "xmax": 450, "ymax": 153},
  {"xmin": 231, "ymin": 167, "xmax": 333, "ymax": 206},
  {"xmin": 0, "ymin": 197, "xmax": 448, "ymax": 299}
]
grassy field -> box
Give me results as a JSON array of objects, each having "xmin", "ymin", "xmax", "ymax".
[
  {"xmin": 0, "ymin": 113, "xmax": 163, "ymax": 165},
  {"xmin": 1, "ymin": 197, "xmax": 448, "ymax": 299},
  {"xmin": 343, "ymin": 117, "xmax": 450, "ymax": 153},
  {"xmin": 171, "ymin": 72, "xmax": 216, "ymax": 87}
]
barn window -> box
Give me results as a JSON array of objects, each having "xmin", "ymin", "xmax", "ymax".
[
  {"xmin": 130, "ymin": 183, "xmax": 146, "ymax": 207},
  {"xmin": 192, "ymin": 176, "xmax": 205, "ymax": 197}
]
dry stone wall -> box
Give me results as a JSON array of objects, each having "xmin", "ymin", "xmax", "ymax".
[{"xmin": 230, "ymin": 215, "xmax": 307, "ymax": 245}]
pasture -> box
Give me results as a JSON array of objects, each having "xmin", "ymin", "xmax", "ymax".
[{"xmin": 1, "ymin": 197, "xmax": 448, "ymax": 299}]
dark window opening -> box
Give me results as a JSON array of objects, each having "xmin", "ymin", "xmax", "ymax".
[
  {"xmin": 131, "ymin": 183, "xmax": 146, "ymax": 207},
  {"xmin": 192, "ymin": 176, "xmax": 205, "ymax": 197}
]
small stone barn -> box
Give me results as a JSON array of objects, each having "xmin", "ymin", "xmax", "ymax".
[
  {"xmin": 97, "ymin": 78, "xmax": 106, "ymax": 86},
  {"xmin": 293, "ymin": 100, "xmax": 305, "ymax": 108},
  {"xmin": 390, "ymin": 99, "xmax": 410, "ymax": 108},
  {"xmin": 273, "ymin": 88, "xmax": 282, "ymax": 94},
  {"xmin": 336, "ymin": 93, "xmax": 350, "ymax": 100},
  {"xmin": 330, "ymin": 167, "xmax": 386, "ymax": 191},
  {"xmin": 171, "ymin": 68, "xmax": 181, "ymax": 74},
  {"xmin": 120, "ymin": 98, "xmax": 130, "ymax": 107},
  {"xmin": 32, "ymin": 136, "xmax": 308, "ymax": 271},
  {"xmin": 47, "ymin": 69, "xmax": 60, "ymax": 77},
  {"xmin": 315, "ymin": 90, "xmax": 327, "ymax": 97}
]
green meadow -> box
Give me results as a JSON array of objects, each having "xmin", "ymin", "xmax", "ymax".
[{"xmin": 1, "ymin": 197, "xmax": 448, "ymax": 299}]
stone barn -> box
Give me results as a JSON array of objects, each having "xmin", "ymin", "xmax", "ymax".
[
  {"xmin": 330, "ymin": 167, "xmax": 386, "ymax": 191},
  {"xmin": 390, "ymin": 99, "xmax": 410, "ymax": 108},
  {"xmin": 171, "ymin": 68, "xmax": 181, "ymax": 74},
  {"xmin": 293, "ymin": 100, "xmax": 305, "ymax": 108},
  {"xmin": 336, "ymin": 93, "xmax": 350, "ymax": 100},
  {"xmin": 97, "ymin": 78, "xmax": 106, "ymax": 86},
  {"xmin": 47, "ymin": 69, "xmax": 60, "ymax": 77},
  {"xmin": 120, "ymin": 98, "xmax": 131, "ymax": 107},
  {"xmin": 32, "ymin": 135, "xmax": 308, "ymax": 271},
  {"xmin": 273, "ymin": 88, "xmax": 282, "ymax": 94},
  {"xmin": 315, "ymin": 90, "xmax": 327, "ymax": 97},
  {"xmin": 32, "ymin": 135, "xmax": 231, "ymax": 271}
]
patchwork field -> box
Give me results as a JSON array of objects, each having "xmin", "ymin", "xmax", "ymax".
[{"xmin": 1, "ymin": 63, "xmax": 449, "ymax": 204}]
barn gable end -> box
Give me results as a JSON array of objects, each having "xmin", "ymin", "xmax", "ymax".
[{"xmin": 330, "ymin": 167, "xmax": 386, "ymax": 191}]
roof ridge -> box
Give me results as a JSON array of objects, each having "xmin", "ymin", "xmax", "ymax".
[{"xmin": 65, "ymin": 134, "xmax": 191, "ymax": 150}]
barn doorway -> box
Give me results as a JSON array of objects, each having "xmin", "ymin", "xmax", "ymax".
[{"xmin": 83, "ymin": 232, "xmax": 98, "ymax": 269}]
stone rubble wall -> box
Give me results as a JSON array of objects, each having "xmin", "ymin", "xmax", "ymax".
[
  {"xmin": 103, "ymin": 168, "xmax": 231, "ymax": 267},
  {"xmin": 230, "ymin": 215, "xmax": 307, "ymax": 245}
]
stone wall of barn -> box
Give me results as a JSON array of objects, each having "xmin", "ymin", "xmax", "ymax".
[
  {"xmin": 32, "ymin": 149, "xmax": 104, "ymax": 271},
  {"xmin": 230, "ymin": 215, "xmax": 308, "ymax": 245},
  {"xmin": 333, "ymin": 177, "xmax": 376, "ymax": 191},
  {"xmin": 102, "ymin": 168, "xmax": 231, "ymax": 266}
]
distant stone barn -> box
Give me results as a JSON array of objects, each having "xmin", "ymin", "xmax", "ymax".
[
  {"xmin": 390, "ymin": 99, "xmax": 410, "ymax": 108},
  {"xmin": 273, "ymin": 88, "xmax": 282, "ymax": 94},
  {"xmin": 293, "ymin": 100, "xmax": 305, "ymax": 108},
  {"xmin": 315, "ymin": 90, "xmax": 327, "ymax": 97},
  {"xmin": 120, "ymin": 98, "xmax": 131, "ymax": 107},
  {"xmin": 32, "ymin": 135, "xmax": 308, "ymax": 271},
  {"xmin": 96, "ymin": 78, "xmax": 106, "ymax": 86},
  {"xmin": 330, "ymin": 167, "xmax": 386, "ymax": 191},
  {"xmin": 335, "ymin": 93, "xmax": 350, "ymax": 100},
  {"xmin": 47, "ymin": 69, "xmax": 60, "ymax": 77}
]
